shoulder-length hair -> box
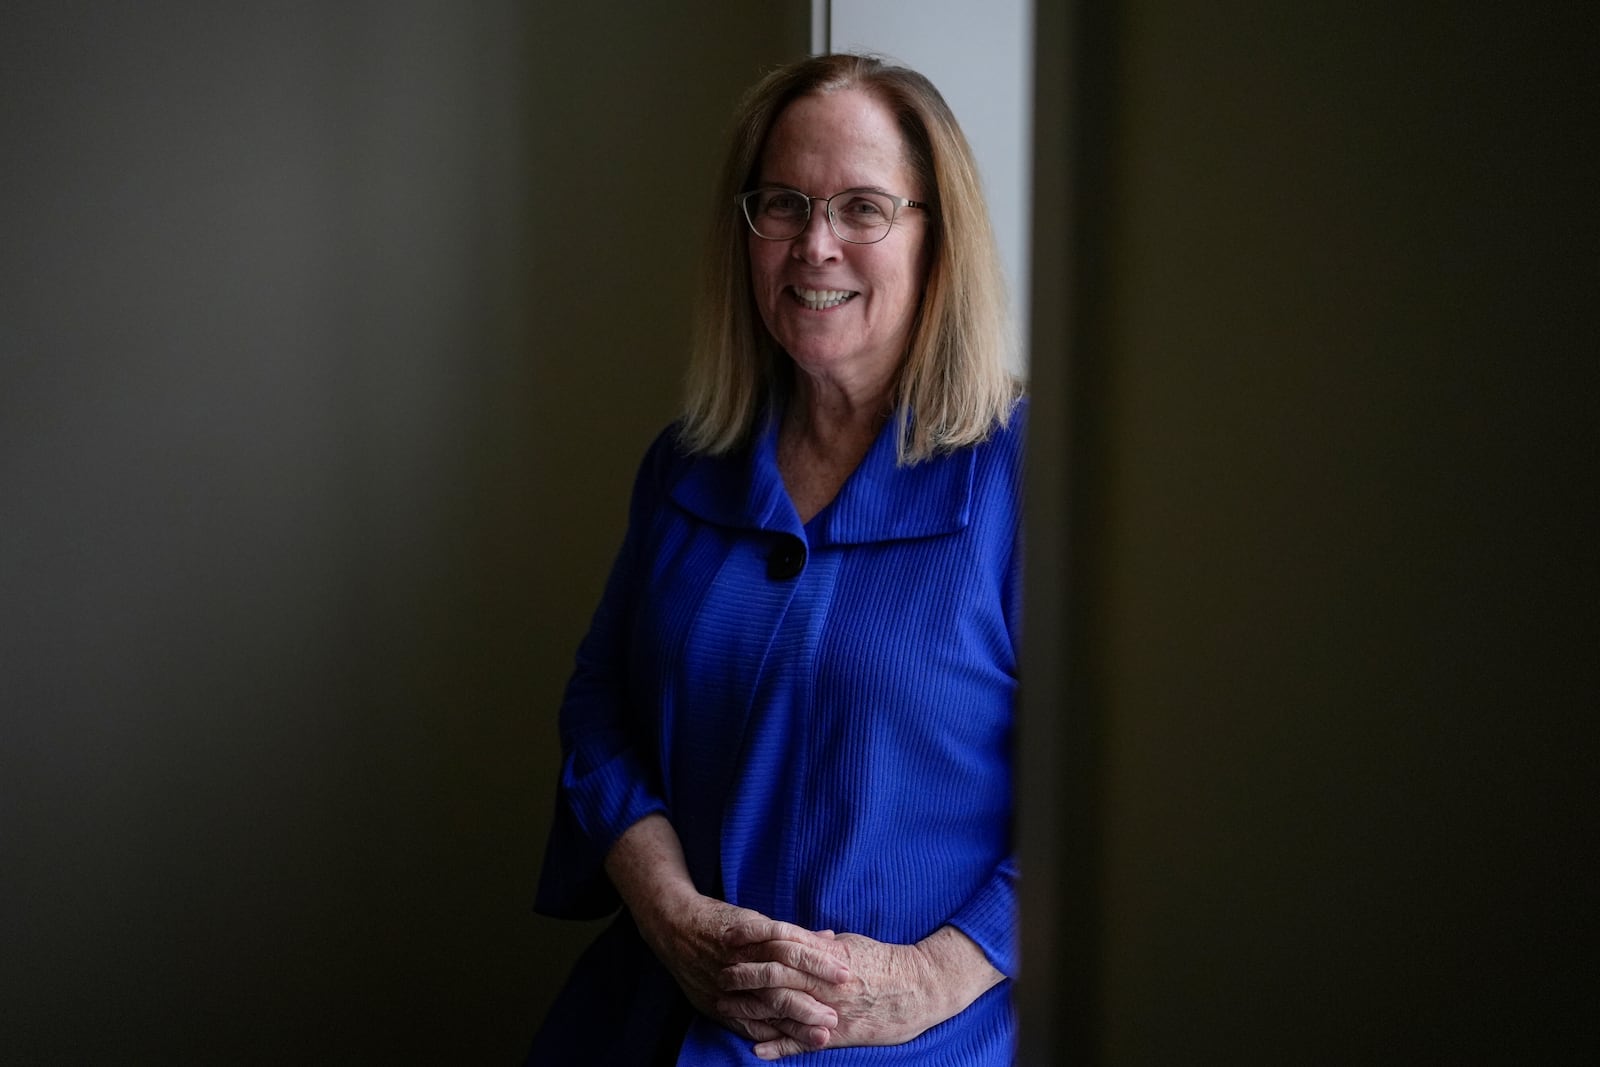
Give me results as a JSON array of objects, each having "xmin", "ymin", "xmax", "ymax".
[{"xmin": 679, "ymin": 53, "xmax": 1020, "ymax": 465}]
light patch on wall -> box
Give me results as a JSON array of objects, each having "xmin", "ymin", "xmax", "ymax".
[{"xmin": 820, "ymin": 0, "xmax": 1034, "ymax": 374}]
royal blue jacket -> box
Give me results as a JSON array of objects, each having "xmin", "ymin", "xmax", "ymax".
[{"xmin": 532, "ymin": 403, "xmax": 1023, "ymax": 1065}]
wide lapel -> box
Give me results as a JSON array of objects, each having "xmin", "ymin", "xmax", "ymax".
[
  {"xmin": 668, "ymin": 413, "xmax": 802, "ymax": 539},
  {"xmin": 809, "ymin": 415, "xmax": 976, "ymax": 547}
]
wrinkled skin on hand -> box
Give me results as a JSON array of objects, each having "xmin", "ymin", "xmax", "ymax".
[
  {"xmin": 604, "ymin": 816, "xmax": 855, "ymax": 1051},
  {"xmin": 635, "ymin": 894, "xmax": 853, "ymax": 1051},
  {"xmin": 718, "ymin": 925, "xmax": 1005, "ymax": 1060},
  {"xmin": 718, "ymin": 930, "xmax": 941, "ymax": 1059}
]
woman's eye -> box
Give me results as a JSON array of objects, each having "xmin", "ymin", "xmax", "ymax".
[
  {"xmin": 764, "ymin": 192, "xmax": 807, "ymax": 216},
  {"xmin": 842, "ymin": 196, "xmax": 886, "ymax": 217}
]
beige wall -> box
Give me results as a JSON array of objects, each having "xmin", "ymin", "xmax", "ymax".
[
  {"xmin": 1022, "ymin": 1, "xmax": 1593, "ymax": 1062},
  {"xmin": 0, "ymin": 3, "xmax": 805, "ymax": 1060}
]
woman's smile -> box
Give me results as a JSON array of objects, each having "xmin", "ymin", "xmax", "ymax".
[{"xmin": 788, "ymin": 286, "xmax": 858, "ymax": 311}]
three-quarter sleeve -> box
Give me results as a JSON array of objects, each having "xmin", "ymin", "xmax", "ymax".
[
  {"xmin": 533, "ymin": 432, "xmax": 676, "ymax": 919},
  {"xmin": 947, "ymin": 459, "xmax": 1022, "ymax": 979},
  {"xmin": 946, "ymin": 854, "xmax": 1020, "ymax": 979}
]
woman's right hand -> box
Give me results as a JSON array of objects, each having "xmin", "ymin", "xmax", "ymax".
[
  {"xmin": 638, "ymin": 892, "xmax": 850, "ymax": 1048},
  {"xmin": 605, "ymin": 815, "xmax": 850, "ymax": 1049}
]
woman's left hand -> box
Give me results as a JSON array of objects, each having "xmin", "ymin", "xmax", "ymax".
[{"xmin": 717, "ymin": 924, "xmax": 1004, "ymax": 1060}]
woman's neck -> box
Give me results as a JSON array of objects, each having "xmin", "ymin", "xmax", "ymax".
[
  {"xmin": 778, "ymin": 375, "xmax": 893, "ymax": 523},
  {"xmin": 786, "ymin": 373, "xmax": 892, "ymax": 457}
]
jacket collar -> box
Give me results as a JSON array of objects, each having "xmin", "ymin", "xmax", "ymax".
[{"xmin": 669, "ymin": 410, "xmax": 974, "ymax": 545}]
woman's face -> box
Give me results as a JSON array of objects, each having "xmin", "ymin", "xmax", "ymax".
[{"xmin": 748, "ymin": 89, "xmax": 930, "ymax": 395}]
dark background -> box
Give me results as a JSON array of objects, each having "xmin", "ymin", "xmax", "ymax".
[
  {"xmin": 3, "ymin": 1, "xmax": 1593, "ymax": 1063},
  {"xmin": 1023, "ymin": 1, "xmax": 1595, "ymax": 1062},
  {"xmin": 2, "ymin": 2, "xmax": 807, "ymax": 1061}
]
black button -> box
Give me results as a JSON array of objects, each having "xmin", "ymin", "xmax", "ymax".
[{"xmin": 766, "ymin": 538, "xmax": 806, "ymax": 580}]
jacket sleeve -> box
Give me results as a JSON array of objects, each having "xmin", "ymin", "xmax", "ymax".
[
  {"xmin": 946, "ymin": 854, "xmax": 1020, "ymax": 979},
  {"xmin": 947, "ymin": 442, "xmax": 1022, "ymax": 979},
  {"xmin": 534, "ymin": 431, "xmax": 677, "ymax": 919}
]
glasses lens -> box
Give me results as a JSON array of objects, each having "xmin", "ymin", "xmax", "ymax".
[
  {"xmin": 745, "ymin": 189, "xmax": 809, "ymax": 240},
  {"xmin": 828, "ymin": 191, "xmax": 896, "ymax": 243}
]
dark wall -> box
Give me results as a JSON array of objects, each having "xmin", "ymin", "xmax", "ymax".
[
  {"xmin": 1023, "ymin": 1, "xmax": 1595, "ymax": 1062},
  {"xmin": 1, "ymin": 3, "xmax": 805, "ymax": 1061}
]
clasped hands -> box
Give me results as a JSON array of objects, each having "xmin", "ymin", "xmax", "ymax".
[
  {"xmin": 643, "ymin": 895, "xmax": 974, "ymax": 1061},
  {"xmin": 607, "ymin": 817, "xmax": 1000, "ymax": 1058}
]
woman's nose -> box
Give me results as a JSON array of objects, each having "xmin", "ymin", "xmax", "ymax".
[{"xmin": 790, "ymin": 201, "xmax": 842, "ymax": 263}]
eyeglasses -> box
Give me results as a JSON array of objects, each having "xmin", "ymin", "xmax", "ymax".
[{"xmin": 735, "ymin": 187, "xmax": 929, "ymax": 245}]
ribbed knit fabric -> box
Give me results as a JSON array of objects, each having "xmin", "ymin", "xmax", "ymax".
[{"xmin": 533, "ymin": 402, "xmax": 1024, "ymax": 1066}]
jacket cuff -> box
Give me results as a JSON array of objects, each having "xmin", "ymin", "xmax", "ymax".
[
  {"xmin": 945, "ymin": 854, "xmax": 1019, "ymax": 979},
  {"xmin": 535, "ymin": 748, "xmax": 666, "ymax": 919}
]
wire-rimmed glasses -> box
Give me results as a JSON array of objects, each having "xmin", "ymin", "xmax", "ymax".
[{"xmin": 735, "ymin": 187, "xmax": 929, "ymax": 245}]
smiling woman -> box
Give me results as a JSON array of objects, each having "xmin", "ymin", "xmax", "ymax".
[
  {"xmin": 743, "ymin": 89, "xmax": 931, "ymax": 431},
  {"xmin": 681, "ymin": 54, "xmax": 1015, "ymax": 468},
  {"xmin": 528, "ymin": 54, "xmax": 1022, "ymax": 1066}
]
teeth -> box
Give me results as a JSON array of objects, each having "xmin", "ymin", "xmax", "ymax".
[{"xmin": 793, "ymin": 287, "xmax": 856, "ymax": 311}]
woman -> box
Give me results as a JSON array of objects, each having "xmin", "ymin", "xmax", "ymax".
[{"xmin": 531, "ymin": 54, "xmax": 1023, "ymax": 1064}]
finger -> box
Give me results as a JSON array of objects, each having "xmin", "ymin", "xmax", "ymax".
[
  {"xmin": 742, "ymin": 1020, "xmax": 785, "ymax": 1042},
  {"xmin": 726, "ymin": 928, "xmax": 851, "ymax": 977},
  {"xmin": 722, "ymin": 948, "xmax": 850, "ymax": 989},
  {"xmin": 723, "ymin": 918, "xmax": 838, "ymax": 952},
  {"xmin": 719, "ymin": 959, "xmax": 806, "ymax": 993},
  {"xmin": 724, "ymin": 1018, "xmax": 764, "ymax": 1043},
  {"xmin": 717, "ymin": 990, "xmax": 838, "ymax": 1030},
  {"xmin": 741, "ymin": 1016, "xmax": 831, "ymax": 1050},
  {"xmin": 717, "ymin": 988, "xmax": 838, "ymax": 1029},
  {"xmin": 728, "ymin": 1018, "xmax": 817, "ymax": 1047},
  {"xmin": 754, "ymin": 1034, "xmax": 817, "ymax": 1061}
]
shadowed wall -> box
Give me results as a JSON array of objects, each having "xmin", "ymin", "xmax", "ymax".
[
  {"xmin": 1, "ymin": 3, "xmax": 805, "ymax": 1061},
  {"xmin": 1023, "ymin": 1, "xmax": 1595, "ymax": 1061}
]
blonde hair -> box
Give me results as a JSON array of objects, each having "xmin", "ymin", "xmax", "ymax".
[{"xmin": 680, "ymin": 53, "xmax": 1019, "ymax": 465}]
